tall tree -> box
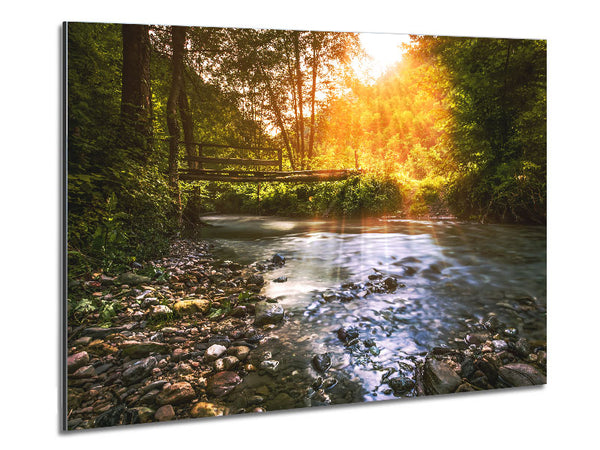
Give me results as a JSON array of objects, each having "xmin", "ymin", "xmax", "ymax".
[
  {"xmin": 121, "ymin": 24, "xmax": 152, "ymax": 159},
  {"xmin": 308, "ymin": 32, "xmax": 321, "ymax": 162},
  {"xmin": 293, "ymin": 31, "xmax": 306, "ymax": 169},
  {"xmin": 166, "ymin": 25, "xmax": 187, "ymax": 215}
]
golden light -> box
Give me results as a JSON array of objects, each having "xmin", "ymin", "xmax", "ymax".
[{"xmin": 353, "ymin": 32, "xmax": 412, "ymax": 82}]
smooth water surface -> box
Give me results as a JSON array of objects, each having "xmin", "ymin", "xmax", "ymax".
[{"xmin": 196, "ymin": 215, "xmax": 546, "ymax": 405}]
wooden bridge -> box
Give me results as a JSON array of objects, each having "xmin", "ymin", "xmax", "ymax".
[{"xmin": 176, "ymin": 142, "xmax": 360, "ymax": 183}]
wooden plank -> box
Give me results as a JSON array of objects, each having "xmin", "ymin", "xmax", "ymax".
[
  {"xmin": 187, "ymin": 156, "xmax": 280, "ymax": 166},
  {"xmin": 179, "ymin": 168, "xmax": 360, "ymax": 176},
  {"xmin": 197, "ymin": 142, "xmax": 280, "ymax": 153},
  {"xmin": 179, "ymin": 170, "xmax": 359, "ymax": 183}
]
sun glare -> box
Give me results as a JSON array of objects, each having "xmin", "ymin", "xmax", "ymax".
[{"xmin": 353, "ymin": 32, "xmax": 412, "ymax": 83}]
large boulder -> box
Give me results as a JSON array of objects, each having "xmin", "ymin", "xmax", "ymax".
[
  {"xmin": 423, "ymin": 358, "xmax": 462, "ymax": 395},
  {"xmin": 254, "ymin": 302, "xmax": 284, "ymax": 326}
]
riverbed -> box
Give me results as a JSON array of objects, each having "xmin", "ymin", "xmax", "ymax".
[{"xmin": 193, "ymin": 215, "xmax": 546, "ymax": 405}]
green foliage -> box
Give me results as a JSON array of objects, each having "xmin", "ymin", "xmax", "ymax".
[
  {"xmin": 201, "ymin": 175, "xmax": 403, "ymax": 217},
  {"xmin": 418, "ymin": 37, "xmax": 547, "ymax": 223},
  {"xmin": 408, "ymin": 176, "xmax": 447, "ymax": 217},
  {"xmin": 67, "ymin": 23, "xmax": 178, "ymax": 278},
  {"xmin": 67, "ymin": 296, "xmax": 123, "ymax": 327}
]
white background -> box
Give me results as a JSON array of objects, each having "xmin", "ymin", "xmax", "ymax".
[{"xmin": 1, "ymin": 0, "xmax": 598, "ymax": 447}]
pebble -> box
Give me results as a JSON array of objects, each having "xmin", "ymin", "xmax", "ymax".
[{"xmin": 492, "ymin": 340, "xmax": 508, "ymax": 351}]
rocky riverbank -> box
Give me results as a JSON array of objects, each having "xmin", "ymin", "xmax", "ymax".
[
  {"xmin": 66, "ymin": 240, "xmax": 288, "ymax": 430},
  {"xmin": 66, "ymin": 238, "xmax": 546, "ymax": 431},
  {"xmin": 416, "ymin": 314, "xmax": 547, "ymax": 395}
]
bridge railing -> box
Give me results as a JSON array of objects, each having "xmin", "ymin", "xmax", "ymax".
[{"xmin": 185, "ymin": 142, "xmax": 282, "ymax": 171}]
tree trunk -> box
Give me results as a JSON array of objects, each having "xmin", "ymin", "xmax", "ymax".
[
  {"xmin": 121, "ymin": 24, "xmax": 151, "ymax": 159},
  {"xmin": 308, "ymin": 33, "xmax": 320, "ymax": 164},
  {"xmin": 258, "ymin": 63, "xmax": 295, "ymax": 171},
  {"xmin": 178, "ymin": 75, "xmax": 196, "ymax": 169},
  {"xmin": 293, "ymin": 31, "xmax": 305, "ymax": 169},
  {"xmin": 167, "ymin": 26, "xmax": 187, "ymax": 215},
  {"xmin": 287, "ymin": 50, "xmax": 301, "ymax": 164}
]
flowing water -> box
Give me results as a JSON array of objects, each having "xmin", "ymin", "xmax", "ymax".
[{"xmin": 195, "ymin": 215, "xmax": 546, "ymax": 407}]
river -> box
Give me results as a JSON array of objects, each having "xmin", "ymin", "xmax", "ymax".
[{"xmin": 194, "ymin": 215, "xmax": 546, "ymax": 408}]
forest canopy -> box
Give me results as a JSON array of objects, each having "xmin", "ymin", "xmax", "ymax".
[{"xmin": 66, "ymin": 23, "xmax": 546, "ymax": 275}]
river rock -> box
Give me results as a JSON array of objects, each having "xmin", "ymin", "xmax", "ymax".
[
  {"xmin": 220, "ymin": 356, "xmax": 240, "ymax": 370},
  {"xmin": 205, "ymin": 344, "xmax": 227, "ymax": 361},
  {"xmin": 484, "ymin": 315, "xmax": 503, "ymax": 332},
  {"xmin": 492, "ymin": 340, "xmax": 508, "ymax": 352},
  {"xmin": 72, "ymin": 364, "xmax": 96, "ymax": 378},
  {"xmin": 498, "ymin": 363, "xmax": 546, "ymax": 387},
  {"xmin": 122, "ymin": 356, "xmax": 157, "ymax": 384},
  {"xmin": 88, "ymin": 340, "xmax": 118, "ymax": 356},
  {"xmin": 423, "ymin": 358, "xmax": 462, "ymax": 395},
  {"xmin": 312, "ymin": 353, "xmax": 332, "ymax": 373},
  {"xmin": 129, "ymin": 406, "xmax": 155, "ymax": 423},
  {"xmin": 384, "ymin": 277, "xmax": 398, "ymax": 291},
  {"xmin": 67, "ymin": 351, "xmax": 89, "ymax": 373},
  {"xmin": 388, "ymin": 376, "xmax": 415, "ymax": 394},
  {"xmin": 246, "ymin": 274, "xmax": 265, "ymax": 287},
  {"xmin": 171, "ymin": 348, "xmax": 189, "ymax": 362},
  {"xmin": 273, "ymin": 276, "xmax": 287, "ymax": 283},
  {"xmin": 190, "ymin": 402, "xmax": 229, "ymax": 418},
  {"xmin": 466, "ymin": 332, "xmax": 491, "ymax": 345},
  {"xmin": 207, "ymin": 371, "xmax": 242, "ymax": 397},
  {"xmin": 231, "ymin": 306, "xmax": 247, "ymax": 317},
  {"xmin": 148, "ymin": 304, "xmax": 172, "ymax": 318},
  {"xmin": 94, "ymin": 404, "xmax": 125, "ymax": 427},
  {"xmin": 272, "ymin": 254, "xmax": 286, "ymax": 266},
  {"xmin": 173, "ymin": 299, "xmax": 210, "ymax": 315},
  {"xmin": 260, "ymin": 360, "xmax": 280, "ymax": 374},
  {"xmin": 254, "ymin": 302, "xmax": 284, "ymax": 326},
  {"xmin": 121, "ymin": 341, "xmax": 170, "ymax": 358},
  {"xmin": 141, "ymin": 379, "xmax": 169, "ymax": 394},
  {"xmin": 336, "ymin": 327, "xmax": 359, "ymax": 345},
  {"xmin": 156, "ymin": 381, "xmax": 196, "ymax": 405},
  {"xmin": 155, "ymin": 405, "xmax": 175, "ymax": 421},
  {"xmin": 228, "ymin": 346, "xmax": 250, "ymax": 361},
  {"xmin": 514, "ymin": 338, "xmax": 531, "ymax": 358},
  {"xmin": 460, "ymin": 357, "xmax": 476, "ymax": 379},
  {"xmin": 80, "ymin": 323, "xmax": 136, "ymax": 339},
  {"xmin": 116, "ymin": 272, "xmax": 151, "ymax": 286}
]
